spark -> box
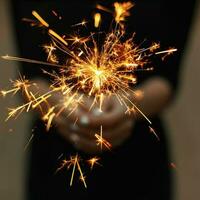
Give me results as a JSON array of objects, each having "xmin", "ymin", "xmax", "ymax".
[
  {"xmin": 150, "ymin": 42, "xmax": 160, "ymax": 52},
  {"xmin": 32, "ymin": 11, "xmax": 68, "ymax": 46},
  {"xmin": 24, "ymin": 134, "xmax": 34, "ymax": 151},
  {"xmin": 57, "ymin": 153, "xmax": 64, "ymax": 160},
  {"xmin": 56, "ymin": 159, "xmax": 70, "ymax": 173},
  {"xmin": 70, "ymin": 155, "xmax": 78, "ymax": 187},
  {"xmin": 87, "ymin": 157, "xmax": 101, "ymax": 170},
  {"xmin": 95, "ymin": 133, "xmax": 112, "ymax": 150},
  {"xmin": 149, "ymin": 126, "xmax": 160, "ymax": 141},
  {"xmin": 1, "ymin": 55, "xmax": 63, "ymax": 68},
  {"xmin": 96, "ymin": 4, "xmax": 112, "ymax": 13},
  {"xmin": 170, "ymin": 162, "xmax": 177, "ymax": 170},
  {"xmin": 155, "ymin": 48, "xmax": 177, "ymax": 55},
  {"xmin": 67, "ymin": 35, "xmax": 90, "ymax": 45},
  {"xmin": 76, "ymin": 157, "xmax": 87, "ymax": 188},
  {"xmin": 114, "ymin": 2, "xmax": 134, "ymax": 24},
  {"xmin": 32, "ymin": 10, "xmax": 49, "ymax": 27},
  {"xmin": 95, "ymin": 126, "xmax": 112, "ymax": 150},
  {"xmin": 52, "ymin": 10, "xmax": 62, "ymax": 20},
  {"xmin": 0, "ymin": 76, "xmax": 30, "ymax": 97},
  {"xmin": 1, "ymin": 88, "xmax": 19, "ymax": 97},
  {"xmin": 42, "ymin": 107, "xmax": 56, "ymax": 131},
  {"xmin": 43, "ymin": 43, "xmax": 57, "ymax": 63},
  {"xmin": 56, "ymin": 154, "xmax": 87, "ymax": 188},
  {"xmin": 48, "ymin": 29, "xmax": 68, "ymax": 46},
  {"xmin": 6, "ymin": 91, "xmax": 51, "ymax": 121},
  {"xmin": 52, "ymin": 10, "xmax": 58, "ymax": 17},
  {"xmin": 22, "ymin": 18, "xmax": 40, "ymax": 27},
  {"xmin": 71, "ymin": 20, "xmax": 88, "ymax": 27},
  {"xmin": 155, "ymin": 48, "xmax": 177, "ymax": 60},
  {"xmin": 94, "ymin": 13, "xmax": 101, "ymax": 28}
]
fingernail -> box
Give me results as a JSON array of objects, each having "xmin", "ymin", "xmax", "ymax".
[{"xmin": 80, "ymin": 115, "xmax": 89, "ymax": 126}]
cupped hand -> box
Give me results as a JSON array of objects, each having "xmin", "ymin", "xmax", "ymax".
[
  {"xmin": 27, "ymin": 79, "xmax": 135, "ymax": 154},
  {"xmin": 53, "ymin": 95, "xmax": 135, "ymax": 154}
]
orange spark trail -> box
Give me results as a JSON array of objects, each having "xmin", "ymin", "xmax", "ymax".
[
  {"xmin": 95, "ymin": 126, "xmax": 112, "ymax": 150},
  {"xmin": 149, "ymin": 126, "xmax": 160, "ymax": 141},
  {"xmin": 48, "ymin": 29, "xmax": 68, "ymax": 46},
  {"xmin": 1, "ymin": 55, "xmax": 63, "ymax": 68},
  {"xmin": 32, "ymin": 10, "xmax": 49, "ymax": 27},
  {"xmin": 94, "ymin": 13, "xmax": 101, "ymax": 28},
  {"xmin": 87, "ymin": 157, "xmax": 101, "ymax": 170}
]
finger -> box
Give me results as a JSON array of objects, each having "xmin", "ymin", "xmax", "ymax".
[
  {"xmin": 72, "ymin": 118, "xmax": 133, "ymax": 143},
  {"xmin": 73, "ymin": 136, "xmax": 102, "ymax": 154},
  {"xmin": 100, "ymin": 119, "xmax": 133, "ymax": 141},
  {"xmin": 55, "ymin": 109, "xmax": 133, "ymax": 139},
  {"xmin": 54, "ymin": 94, "xmax": 132, "ymax": 130},
  {"xmin": 111, "ymin": 129, "xmax": 132, "ymax": 148},
  {"xmin": 75, "ymin": 122, "xmax": 131, "ymax": 154},
  {"xmin": 68, "ymin": 125, "xmax": 132, "ymax": 154},
  {"xmin": 80, "ymin": 95, "xmax": 112, "ymax": 112},
  {"xmin": 54, "ymin": 115, "xmax": 95, "ymax": 139},
  {"xmin": 57, "ymin": 125, "xmax": 81, "ymax": 145},
  {"xmin": 57, "ymin": 125, "xmax": 102, "ymax": 154},
  {"xmin": 51, "ymin": 94, "xmax": 106, "ymax": 125},
  {"xmin": 78, "ymin": 98, "xmax": 127, "ymax": 128},
  {"xmin": 57, "ymin": 118, "xmax": 133, "ymax": 154}
]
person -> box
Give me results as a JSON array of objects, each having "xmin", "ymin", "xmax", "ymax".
[{"xmin": 10, "ymin": 0, "xmax": 196, "ymax": 199}]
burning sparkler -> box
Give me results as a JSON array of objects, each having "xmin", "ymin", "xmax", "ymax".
[
  {"xmin": 1, "ymin": 1, "xmax": 177, "ymax": 187},
  {"xmin": 1, "ymin": 2, "xmax": 176, "ymax": 126}
]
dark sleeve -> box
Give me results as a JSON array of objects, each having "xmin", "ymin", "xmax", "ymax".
[{"xmin": 155, "ymin": 0, "xmax": 196, "ymax": 92}]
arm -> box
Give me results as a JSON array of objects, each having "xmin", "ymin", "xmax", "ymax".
[{"xmin": 134, "ymin": 76, "xmax": 172, "ymax": 118}]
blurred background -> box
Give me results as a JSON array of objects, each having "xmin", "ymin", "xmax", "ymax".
[{"xmin": 0, "ymin": 0, "xmax": 199, "ymax": 199}]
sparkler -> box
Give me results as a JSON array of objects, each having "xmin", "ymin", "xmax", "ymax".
[
  {"xmin": 1, "ymin": 2, "xmax": 177, "ymax": 124},
  {"xmin": 1, "ymin": 1, "xmax": 177, "ymax": 187}
]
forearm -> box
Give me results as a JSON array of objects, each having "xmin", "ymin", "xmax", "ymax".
[{"xmin": 134, "ymin": 77, "xmax": 173, "ymax": 119}]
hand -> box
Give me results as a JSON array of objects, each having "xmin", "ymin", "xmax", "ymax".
[
  {"xmin": 27, "ymin": 79, "xmax": 134, "ymax": 154},
  {"xmin": 54, "ymin": 95, "xmax": 134, "ymax": 154},
  {"xmin": 27, "ymin": 76, "xmax": 173, "ymax": 154}
]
